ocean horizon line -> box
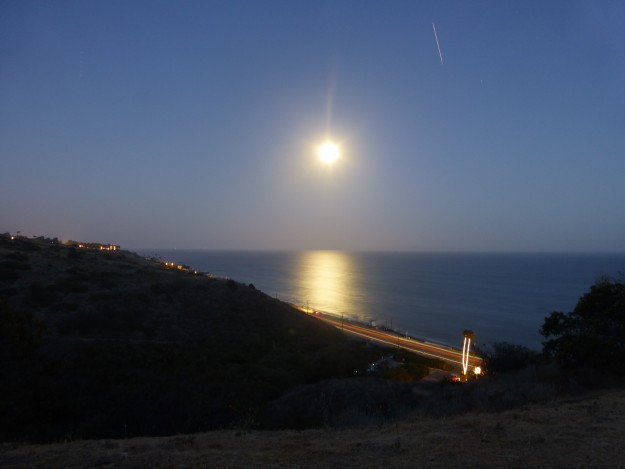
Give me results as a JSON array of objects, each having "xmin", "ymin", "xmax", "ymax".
[{"xmin": 134, "ymin": 247, "xmax": 625, "ymax": 256}]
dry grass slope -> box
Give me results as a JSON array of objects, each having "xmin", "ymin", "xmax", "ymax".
[{"xmin": 2, "ymin": 388, "xmax": 625, "ymax": 468}]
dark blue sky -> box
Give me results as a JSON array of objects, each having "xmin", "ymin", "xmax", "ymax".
[{"xmin": 2, "ymin": 1, "xmax": 624, "ymax": 251}]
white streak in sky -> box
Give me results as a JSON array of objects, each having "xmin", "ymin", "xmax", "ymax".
[
  {"xmin": 79, "ymin": 49, "xmax": 84, "ymax": 80},
  {"xmin": 432, "ymin": 22, "xmax": 444, "ymax": 65}
]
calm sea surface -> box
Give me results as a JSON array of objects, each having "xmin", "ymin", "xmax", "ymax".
[{"xmin": 140, "ymin": 250, "xmax": 625, "ymax": 350}]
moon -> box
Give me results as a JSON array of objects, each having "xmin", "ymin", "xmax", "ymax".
[{"xmin": 318, "ymin": 141, "xmax": 340, "ymax": 165}]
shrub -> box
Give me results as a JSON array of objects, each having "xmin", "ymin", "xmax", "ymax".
[
  {"xmin": 0, "ymin": 260, "xmax": 30, "ymax": 270},
  {"xmin": 16, "ymin": 241, "xmax": 41, "ymax": 252},
  {"xmin": 0, "ymin": 267, "xmax": 19, "ymax": 283},
  {"xmin": 27, "ymin": 282, "xmax": 59, "ymax": 306},
  {"xmin": 54, "ymin": 278, "xmax": 89, "ymax": 294},
  {"xmin": 5, "ymin": 252, "xmax": 29, "ymax": 261},
  {"xmin": 58, "ymin": 312, "xmax": 95, "ymax": 335},
  {"xmin": 67, "ymin": 247, "xmax": 84, "ymax": 260},
  {"xmin": 0, "ymin": 287, "xmax": 18, "ymax": 297},
  {"xmin": 0, "ymin": 300, "xmax": 45, "ymax": 358},
  {"xmin": 481, "ymin": 342, "xmax": 539, "ymax": 374}
]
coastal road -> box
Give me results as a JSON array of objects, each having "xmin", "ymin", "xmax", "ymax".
[{"xmin": 308, "ymin": 311, "xmax": 482, "ymax": 371}]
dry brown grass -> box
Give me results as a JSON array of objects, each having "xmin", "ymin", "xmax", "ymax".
[{"xmin": 2, "ymin": 387, "xmax": 624, "ymax": 468}]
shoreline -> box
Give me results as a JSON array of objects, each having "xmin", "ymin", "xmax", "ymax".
[{"xmin": 148, "ymin": 250, "xmax": 478, "ymax": 358}]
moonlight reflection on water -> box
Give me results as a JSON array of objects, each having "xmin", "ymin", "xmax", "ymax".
[{"xmin": 293, "ymin": 251, "xmax": 360, "ymax": 318}]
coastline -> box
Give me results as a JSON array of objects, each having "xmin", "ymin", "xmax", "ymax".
[{"xmin": 144, "ymin": 250, "xmax": 625, "ymax": 349}]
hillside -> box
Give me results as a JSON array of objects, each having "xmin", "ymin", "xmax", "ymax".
[
  {"xmin": 2, "ymin": 387, "xmax": 625, "ymax": 468},
  {"xmin": 1, "ymin": 235, "xmax": 413, "ymax": 441}
]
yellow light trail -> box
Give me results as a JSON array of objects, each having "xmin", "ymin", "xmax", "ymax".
[{"xmin": 311, "ymin": 312, "xmax": 481, "ymax": 370}]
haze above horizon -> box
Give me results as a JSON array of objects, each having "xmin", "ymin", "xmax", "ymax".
[{"xmin": 2, "ymin": 1, "xmax": 624, "ymax": 252}]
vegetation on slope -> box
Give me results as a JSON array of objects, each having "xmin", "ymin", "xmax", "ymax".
[
  {"xmin": 0, "ymin": 235, "xmax": 447, "ymax": 442},
  {"xmin": 541, "ymin": 276, "xmax": 625, "ymax": 377},
  {"xmin": 2, "ymin": 234, "xmax": 622, "ymax": 445},
  {"xmin": 0, "ymin": 236, "xmax": 352, "ymax": 440}
]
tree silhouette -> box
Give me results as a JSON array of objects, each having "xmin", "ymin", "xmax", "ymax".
[{"xmin": 541, "ymin": 277, "xmax": 625, "ymax": 375}]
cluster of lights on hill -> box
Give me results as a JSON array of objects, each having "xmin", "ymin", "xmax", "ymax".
[{"xmin": 4, "ymin": 234, "xmax": 120, "ymax": 251}]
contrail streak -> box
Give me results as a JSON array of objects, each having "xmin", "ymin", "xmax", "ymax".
[{"xmin": 432, "ymin": 22, "xmax": 444, "ymax": 65}]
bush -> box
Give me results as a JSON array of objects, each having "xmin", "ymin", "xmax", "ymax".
[
  {"xmin": 0, "ymin": 300, "xmax": 45, "ymax": 358},
  {"xmin": 0, "ymin": 287, "xmax": 18, "ymax": 297},
  {"xmin": 27, "ymin": 282, "xmax": 59, "ymax": 307},
  {"xmin": 480, "ymin": 342, "xmax": 539, "ymax": 374},
  {"xmin": 0, "ymin": 267, "xmax": 19, "ymax": 283},
  {"xmin": 16, "ymin": 241, "xmax": 41, "ymax": 252},
  {"xmin": 67, "ymin": 247, "xmax": 84, "ymax": 260},
  {"xmin": 541, "ymin": 278, "xmax": 625, "ymax": 376},
  {"xmin": 5, "ymin": 252, "xmax": 29, "ymax": 261},
  {"xmin": 54, "ymin": 278, "xmax": 89, "ymax": 294}
]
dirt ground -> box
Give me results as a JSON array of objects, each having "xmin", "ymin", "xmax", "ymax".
[{"xmin": 2, "ymin": 387, "xmax": 624, "ymax": 468}]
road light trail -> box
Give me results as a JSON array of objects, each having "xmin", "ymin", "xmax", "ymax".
[{"xmin": 309, "ymin": 311, "xmax": 481, "ymax": 371}]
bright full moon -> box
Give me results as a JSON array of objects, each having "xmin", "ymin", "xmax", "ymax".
[{"xmin": 318, "ymin": 141, "xmax": 340, "ymax": 164}]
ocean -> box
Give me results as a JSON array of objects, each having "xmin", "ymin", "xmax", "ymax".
[{"xmin": 140, "ymin": 250, "xmax": 625, "ymax": 350}]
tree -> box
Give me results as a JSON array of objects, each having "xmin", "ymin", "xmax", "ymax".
[{"xmin": 540, "ymin": 277, "xmax": 625, "ymax": 376}]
